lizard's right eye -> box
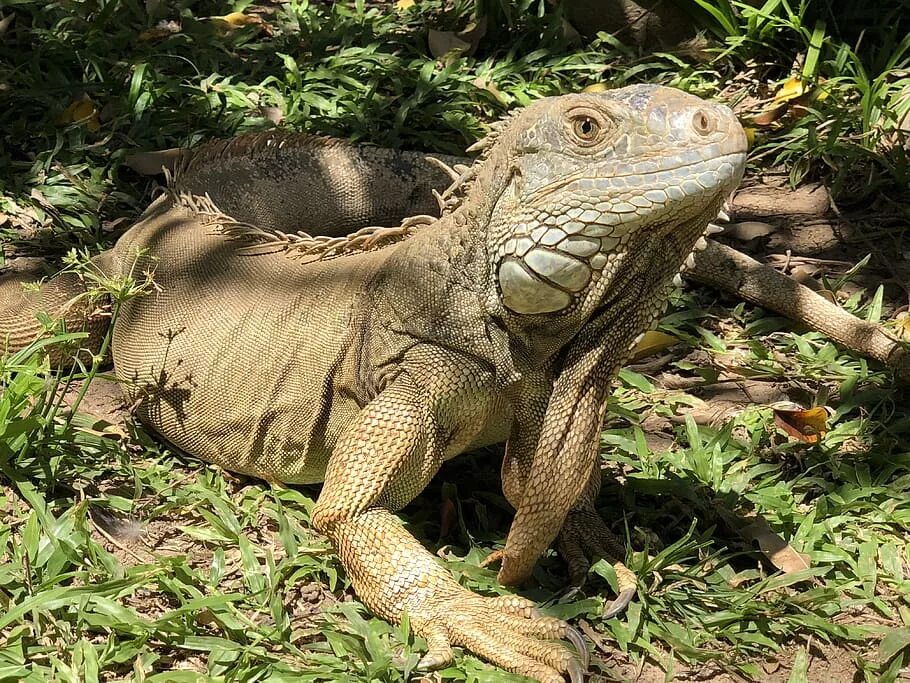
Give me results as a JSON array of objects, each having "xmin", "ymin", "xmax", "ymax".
[
  {"xmin": 573, "ymin": 116, "xmax": 598, "ymax": 140},
  {"xmin": 567, "ymin": 109, "xmax": 612, "ymax": 148}
]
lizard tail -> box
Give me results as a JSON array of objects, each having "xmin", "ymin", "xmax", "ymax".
[{"xmin": 0, "ymin": 259, "xmax": 110, "ymax": 363}]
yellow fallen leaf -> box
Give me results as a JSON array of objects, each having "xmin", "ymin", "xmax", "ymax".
[
  {"xmin": 217, "ymin": 11, "xmax": 259, "ymax": 27},
  {"xmin": 395, "ymin": 0, "xmax": 415, "ymax": 9},
  {"xmin": 743, "ymin": 125, "xmax": 755, "ymax": 147},
  {"xmin": 211, "ymin": 11, "xmax": 270, "ymax": 35},
  {"xmin": 772, "ymin": 403, "xmax": 832, "ymax": 443},
  {"xmin": 629, "ymin": 330, "xmax": 679, "ymax": 362},
  {"xmin": 57, "ymin": 95, "xmax": 100, "ymax": 132},
  {"xmin": 773, "ymin": 75, "xmax": 806, "ymax": 104},
  {"xmin": 583, "ymin": 83, "xmax": 607, "ymax": 93}
]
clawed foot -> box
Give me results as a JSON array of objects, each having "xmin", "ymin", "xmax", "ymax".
[
  {"xmin": 558, "ymin": 509, "xmax": 638, "ymax": 619},
  {"xmin": 414, "ymin": 593, "xmax": 588, "ymax": 683}
]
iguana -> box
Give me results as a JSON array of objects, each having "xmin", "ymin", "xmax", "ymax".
[{"xmin": 0, "ymin": 85, "xmax": 753, "ymax": 681}]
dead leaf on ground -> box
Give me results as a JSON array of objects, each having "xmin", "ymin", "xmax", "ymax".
[
  {"xmin": 211, "ymin": 11, "xmax": 272, "ymax": 36},
  {"xmin": 772, "ymin": 402, "xmax": 832, "ymax": 443},
  {"xmin": 258, "ymin": 106, "xmax": 284, "ymax": 125},
  {"xmin": 472, "ymin": 76, "xmax": 508, "ymax": 105},
  {"xmin": 428, "ymin": 16, "xmax": 487, "ymax": 60},
  {"xmin": 751, "ymin": 75, "xmax": 829, "ymax": 127},
  {"xmin": 722, "ymin": 221, "xmax": 776, "ymax": 242},
  {"xmin": 718, "ymin": 507, "xmax": 811, "ymax": 573},
  {"xmin": 395, "ymin": 0, "xmax": 416, "ymax": 10},
  {"xmin": 0, "ymin": 12, "xmax": 14, "ymax": 38},
  {"xmin": 57, "ymin": 94, "xmax": 100, "ymax": 132},
  {"xmin": 139, "ymin": 20, "xmax": 181, "ymax": 42},
  {"xmin": 124, "ymin": 148, "xmax": 186, "ymax": 176},
  {"xmin": 629, "ymin": 330, "xmax": 680, "ymax": 362}
]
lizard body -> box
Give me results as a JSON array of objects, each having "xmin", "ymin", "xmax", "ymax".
[{"xmin": 1, "ymin": 86, "xmax": 748, "ymax": 681}]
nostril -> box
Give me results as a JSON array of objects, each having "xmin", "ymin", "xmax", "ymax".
[{"xmin": 692, "ymin": 109, "xmax": 715, "ymax": 136}]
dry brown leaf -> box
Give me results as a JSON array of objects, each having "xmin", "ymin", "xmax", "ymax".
[
  {"xmin": 722, "ymin": 221, "xmax": 776, "ymax": 242},
  {"xmin": 738, "ymin": 515, "xmax": 811, "ymax": 573},
  {"xmin": 472, "ymin": 76, "xmax": 507, "ymax": 105},
  {"xmin": 718, "ymin": 507, "xmax": 811, "ymax": 574},
  {"xmin": 772, "ymin": 403, "xmax": 831, "ymax": 443},
  {"xmin": 439, "ymin": 497, "xmax": 457, "ymax": 539},
  {"xmin": 0, "ymin": 12, "xmax": 15, "ymax": 38},
  {"xmin": 124, "ymin": 148, "xmax": 185, "ymax": 176},
  {"xmin": 57, "ymin": 94, "xmax": 100, "ymax": 132},
  {"xmin": 258, "ymin": 106, "xmax": 284, "ymax": 125},
  {"xmin": 428, "ymin": 16, "xmax": 486, "ymax": 60},
  {"xmin": 428, "ymin": 29, "xmax": 471, "ymax": 59},
  {"xmin": 139, "ymin": 20, "xmax": 181, "ymax": 42},
  {"xmin": 629, "ymin": 330, "xmax": 679, "ymax": 362}
]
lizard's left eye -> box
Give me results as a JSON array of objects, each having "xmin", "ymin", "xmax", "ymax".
[{"xmin": 571, "ymin": 115, "xmax": 602, "ymax": 143}]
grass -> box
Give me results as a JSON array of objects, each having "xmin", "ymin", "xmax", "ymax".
[{"xmin": 1, "ymin": 0, "xmax": 910, "ymax": 681}]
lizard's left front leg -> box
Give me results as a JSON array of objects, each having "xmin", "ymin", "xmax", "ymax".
[
  {"xmin": 557, "ymin": 466, "xmax": 637, "ymax": 618},
  {"xmin": 312, "ymin": 364, "xmax": 586, "ymax": 683}
]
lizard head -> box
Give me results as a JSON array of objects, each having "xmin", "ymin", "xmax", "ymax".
[{"xmin": 479, "ymin": 84, "xmax": 748, "ymax": 322}]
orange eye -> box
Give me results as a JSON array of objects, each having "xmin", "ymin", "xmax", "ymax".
[
  {"xmin": 572, "ymin": 115, "xmax": 601, "ymax": 142},
  {"xmin": 692, "ymin": 109, "xmax": 714, "ymax": 135}
]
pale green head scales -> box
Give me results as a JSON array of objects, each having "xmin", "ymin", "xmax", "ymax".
[{"xmin": 471, "ymin": 84, "xmax": 748, "ymax": 321}]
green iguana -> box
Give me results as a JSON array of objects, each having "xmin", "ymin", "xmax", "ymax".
[{"xmin": 0, "ymin": 84, "xmax": 771, "ymax": 681}]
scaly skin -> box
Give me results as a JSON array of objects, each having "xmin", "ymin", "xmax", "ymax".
[{"xmin": 0, "ymin": 85, "xmax": 747, "ymax": 681}]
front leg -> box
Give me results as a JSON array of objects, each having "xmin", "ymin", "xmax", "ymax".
[
  {"xmin": 499, "ymin": 376, "xmax": 638, "ymax": 619},
  {"xmin": 557, "ymin": 467, "xmax": 638, "ymax": 618},
  {"xmin": 311, "ymin": 366, "xmax": 586, "ymax": 683}
]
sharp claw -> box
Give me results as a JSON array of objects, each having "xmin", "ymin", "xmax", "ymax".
[
  {"xmin": 603, "ymin": 587, "xmax": 636, "ymax": 619},
  {"xmin": 416, "ymin": 653, "xmax": 448, "ymax": 671},
  {"xmin": 564, "ymin": 625, "xmax": 589, "ymax": 670}
]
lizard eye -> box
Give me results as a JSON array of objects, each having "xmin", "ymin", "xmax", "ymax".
[
  {"xmin": 573, "ymin": 116, "xmax": 599, "ymax": 140},
  {"xmin": 692, "ymin": 109, "xmax": 715, "ymax": 136}
]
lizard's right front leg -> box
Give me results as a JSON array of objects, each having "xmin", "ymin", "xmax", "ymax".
[{"xmin": 311, "ymin": 373, "xmax": 586, "ymax": 683}]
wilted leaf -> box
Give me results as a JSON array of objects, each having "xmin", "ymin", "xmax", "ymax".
[
  {"xmin": 629, "ymin": 330, "xmax": 679, "ymax": 361},
  {"xmin": 212, "ymin": 11, "xmax": 271, "ymax": 36},
  {"xmin": 428, "ymin": 16, "xmax": 486, "ymax": 60},
  {"xmin": 0, "ymin": 12, "xmax": 14, "ymax": 38},
  {"xmin": 57, "ymin": 95, "xmax": 100, "ymax": 132},
  {"xmin": 772, "ymin": 403, "xmax": 831, "ymax": 443},
  {"xmin": 582, "ymin": 83, "xmax": 607, "ymax": 93},
  {"xmin": 743, "ymin": 125, "xmax": 756, "ymax": 147},
  {"xmin": 472, "ymin": 76, "xmax": 507, "ymax": 105},
  {"xmin": 753, "ymin": 76, "xmax": 828, "ymax": 127},
  {"xmin": 124, "ymin": 148, "xmax": 185, "ymax": 176},
  {"xmin": 258, "ymin": 106, "xmax": 284, "ymax": 125},
  {"xmin": 773, "ymin": 75, "xmax": 806, "ymax": 104},
  {"xmin": 139, "ymin": 20, "xmax": 180, "ymax": 42},
  {"xmin": 718, "ymin": 507, "xmax": 811, "ymax": 573},
  {"xmin": 752, "ymin": 102, "xmax": 788, "ymax": 127},
  {"xmin": 723, "ymin": 221, "xmax": 776, "ymax": 242},
  {"xmin": 428, "ymin": 30, "xmax": 471, "ymax": 59}
]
